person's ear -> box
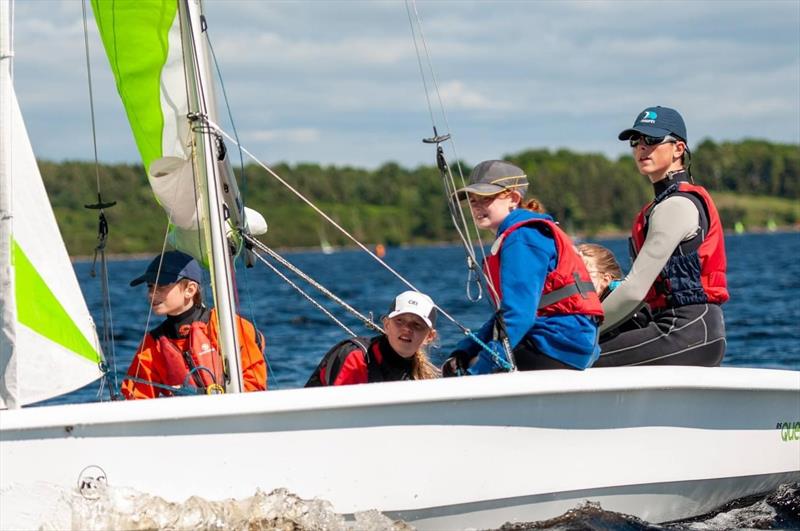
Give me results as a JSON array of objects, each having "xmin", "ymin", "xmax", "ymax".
[
  {"xmin": 424, "ymin": 329, "xmax": 438, "ymax": 345},
  {"xmin": 673, "ymin": 141, "xmax": 686, "ymax": 160},
  {"xmin": 183, "ymin": 281, "xmax": 198, "ymax": 299},
  {"xmin": 508, "ymin": 190, "xmax": 523, "ymax": 207}
]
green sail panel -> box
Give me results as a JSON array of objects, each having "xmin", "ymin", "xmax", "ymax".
[
  {"xmin": 92, "ymin": 0, "xmax": 209, "ymax": 263},
  {"xmin": 13, "ymin": 241, "xmax": 100, "ymax": 364},
  {"xmin": 91, "ymin": 0, "xmax": 178, "ymax": 171}
]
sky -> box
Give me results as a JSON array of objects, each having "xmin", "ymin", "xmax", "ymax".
[{"xmin": 11, "ymin": 0, "xmax": 800, "ymax": 170}]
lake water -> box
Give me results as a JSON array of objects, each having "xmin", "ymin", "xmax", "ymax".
[
  {"xmin": 44, "ymin": 232, "xmax": 800, "ymax": 529},
  {"xmin": 62, "ymin": 231, "xmax": 799, "ymax": 400}
]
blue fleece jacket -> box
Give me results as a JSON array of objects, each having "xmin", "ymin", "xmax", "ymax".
[{"xmin": 456, "ymin": 209, "xmax": 600, "ymax": 372}]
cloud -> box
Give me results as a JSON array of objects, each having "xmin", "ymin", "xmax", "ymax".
[
  {"xmin": 436, "ymin": 81, "xmax": 511, "ymax": 111},
  {"xmin": 247, "ymin": 128, "xmax": 321, "ymax": 144},
  {"xmin": 10, "ymin": 0, "xmax": 799, "ymax": 168}
]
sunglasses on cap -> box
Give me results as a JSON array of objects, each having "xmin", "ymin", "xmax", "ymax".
[{"xmin": 629, "ymin": 134, "xmax": 678, "ymax": 148}]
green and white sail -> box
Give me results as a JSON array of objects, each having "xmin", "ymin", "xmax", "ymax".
[
  {"xmin": 1, "ymin": 0, "xmax": 104, "ymax": 408},
  {"xmin": 91, "ymin": 0, "xmax": 265, "ymax": 265},
  {"xmin": 91, "ymin": 0, "xmax": 267, "ymax": 392},
  {"xmin": 91, "ymin": 0, "xmax": 210, "ymax": 260}
]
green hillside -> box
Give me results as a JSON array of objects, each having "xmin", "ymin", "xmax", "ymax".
[{"xmin": 38, "ymin": 139, "xmax": 799, "ymax": 256}]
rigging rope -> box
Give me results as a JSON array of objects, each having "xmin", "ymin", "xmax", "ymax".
[
  {"xmin": 203, "ymin": 16, "xmax": 282, "ymax": 387},
  {"xmin": 192, "ymin": 116, "xmax": 506, "ymax": 365},
  {"xmin": 405, "ymin": 0, "xmax": 515, "ymax": 369},
  {"xmin": 403, "ymin": 0, "xmax": 501, "ymax": 305},
  {"xmin": 177, "ymin": 10, "xmax": 512, "ymax": 370},
  {"xmin": 244, "ymin": 235, "xmax": 383, "ymax": 336},
  {"xmin": 81, "ymin": 0, "xmax": 120, "ymax": 398}
]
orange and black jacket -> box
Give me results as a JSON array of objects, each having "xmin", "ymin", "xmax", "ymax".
[{"xmin": 121, "ymin": 306, "xmax": 267, "ymax": 399}]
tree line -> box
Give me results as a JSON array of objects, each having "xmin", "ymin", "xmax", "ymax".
[{"xmin": 38, "ymin": 138, "xmax": 799, "ymax": 256}]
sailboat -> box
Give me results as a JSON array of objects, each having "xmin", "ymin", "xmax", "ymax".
[
  {"xmin": 1, "ymin": 1, "xmax": 798, "ymax": 530},
  {"xmin": 319, "ymin": 230, "xmax": 335, "ymax": 255}
]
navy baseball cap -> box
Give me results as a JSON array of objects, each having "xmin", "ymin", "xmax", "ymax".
[
  {"xmin": 454, "ymin": 160, "xmax": 529, "ymax": 200},
  {"xmin": 618, "ymin": 106, "xmax": 687, "ymax": 143},
  {"xmin": 130, "ymin": 250, "xmax": 203, "ymax": 287}
]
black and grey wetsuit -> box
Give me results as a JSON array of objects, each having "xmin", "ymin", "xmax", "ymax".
[{"xmin": 595, "ymin": 172, "xmax": 727, "ymax": 367}]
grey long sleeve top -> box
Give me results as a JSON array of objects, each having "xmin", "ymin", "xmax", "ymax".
[{"xmin": 600, "ymin": 196, "xmax": 700, "ymax": 333}]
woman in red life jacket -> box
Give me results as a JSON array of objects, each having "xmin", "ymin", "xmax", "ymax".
[
  {"xmin": 441, "ymin": 160, "xmax": 603, "ymax": 376},
  {"xmin": 305, "ymin": 291, "xmax": 439, "ymax": 386},
  {"xmin": 121, "ymin": 251, "xmax": 267, "ymax": 399},
  {"xmin": 595, "ymin": 106, "xmax": 728, "ymax": 367}
]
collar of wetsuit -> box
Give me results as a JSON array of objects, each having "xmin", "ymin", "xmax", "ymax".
[
  {"xmin": 163, "ymin": 305, "xmax": 206, "ymax": 338},
  {"xmin": 378, "ymin": 335, "xmax": 414, "ymax": 369},
  {"xmin": 653, "ymin": 169, "xmax": 688, "ymax": 196}
]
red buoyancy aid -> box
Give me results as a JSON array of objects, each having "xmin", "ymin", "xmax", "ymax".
[
  {"xmin": 631, "ymin": 181, "xmax": 729, "ymax": 311},
  {"xmin": 304, "ymin": 336, "xmax": 412, "ymax": 387},
  {"xmin": 484, "ymin": 218, "xmax": 604, "ymax": 319},
  {"xmin": 158, "ymin": 321, "xmax": 224, "ymax": 392}
]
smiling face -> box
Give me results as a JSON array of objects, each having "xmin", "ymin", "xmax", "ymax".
[
  {"xmin": 147, "ymin": 280, "xmax": 197, "ymax": 316},
  {"xmin": 633, "ymin": 137, "xmax": 686, "ymax": 183},
  {"xmin": 383, "ymin": 313, "xmax": 436, "ymax": 359},
  {"xmin": 467, "ymin": 190, "xmax": 521, "ymax": 233}
]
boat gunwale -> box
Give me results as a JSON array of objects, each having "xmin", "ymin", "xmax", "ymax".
[{"xmin": 1, "ymin": 366, "xmax": 797, "ymax": 432}]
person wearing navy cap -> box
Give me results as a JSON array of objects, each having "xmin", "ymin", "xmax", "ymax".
[
  {"xmin": 595, "ymin": 106, "xmax": 729, "ymax": 367},
  {"xmin": 121, "ymin": 250, "xmax": 268, "ymax": 398}
]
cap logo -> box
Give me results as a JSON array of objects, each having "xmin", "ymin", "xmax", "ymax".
[
  {"xmin": 406, "ymin": 299, "xmax": 418, "ymax": 306},
  {"xmin": 640, "ymin": 110, "xmax": 657, "ymax": 124}
]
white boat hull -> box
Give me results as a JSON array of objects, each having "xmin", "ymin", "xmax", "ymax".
[{"xmin": 1, "ymin": 366, "xmax": 799, "ymax": 529}]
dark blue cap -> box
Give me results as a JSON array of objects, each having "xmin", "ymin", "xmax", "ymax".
[
  {"xmin": 618, "ymin": 106, "xmax": 687, "ymax": 143},
  {"xmin": 130, "ymin": 250, "xmax": 202, "ymax": 287}
]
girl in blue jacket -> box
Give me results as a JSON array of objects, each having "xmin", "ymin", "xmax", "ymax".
[{"xmin": 443, "ymin": 160, "xmax": 602, "ymax": 376}]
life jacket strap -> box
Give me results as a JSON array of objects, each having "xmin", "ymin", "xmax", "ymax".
[
  {"xmin": 537, "ymin": 272, "xmax": 595, "ymax": 309},
  {"xmin": 319, "ymin": 337, "xmax": 371, "ymax": 386}
]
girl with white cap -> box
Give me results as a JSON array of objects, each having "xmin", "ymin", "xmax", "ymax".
[{"xmin": 305, "ymin": 290, "xmax": 439, "ymax": 386}]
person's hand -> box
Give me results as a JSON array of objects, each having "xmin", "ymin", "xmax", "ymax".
[
  {"xmin": 441, "ymin": 350, "xmax": 472, "ymax": 377},
  {"xmin": 466, "ymin": 340, "xmax": 511, "ymax": 375}
]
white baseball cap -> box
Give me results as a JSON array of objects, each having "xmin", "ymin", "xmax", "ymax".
[{"xmin": 387, "ymin": 290, "xmax": 437, "ymax": 329}]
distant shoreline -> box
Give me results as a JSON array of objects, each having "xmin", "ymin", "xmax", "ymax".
[{"xmin": 70, "ymin": 225, "xmax": 799, "ymax": 262}]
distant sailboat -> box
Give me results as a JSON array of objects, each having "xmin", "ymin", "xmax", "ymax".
[{"xmin": 319, "ymin": 231, "xmax": 335, "ymax": 255}]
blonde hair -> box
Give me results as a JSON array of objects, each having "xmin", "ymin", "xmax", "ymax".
[
  {"xmin": 576, "ymin": 243, "xmax": 622, "ymax": 279},
  {"xmin": 412, "ymin": 350, "xmax": 440, "ymax": 380}
]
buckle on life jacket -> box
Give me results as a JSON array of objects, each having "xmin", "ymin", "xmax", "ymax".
[{"xmin": 205, "ymin": 383, "xmax": 225, "ymax": 395}]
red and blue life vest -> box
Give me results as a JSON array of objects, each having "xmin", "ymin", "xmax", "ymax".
[
  {"xmin": 484, "ymin": 217, "xmax": 604, "ymax": 320},
  {"xmin": 631, "ymin": 181, "xmax": 729, "ymax": 311}
]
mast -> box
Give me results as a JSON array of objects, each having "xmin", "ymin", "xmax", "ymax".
[
  {"xmin": 178, "ymin": 0, "xmax": 243, "ymax": 393},
  {"xmin": 0, "ymin": 0, "xmax": 17, "ymax": 408}
]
